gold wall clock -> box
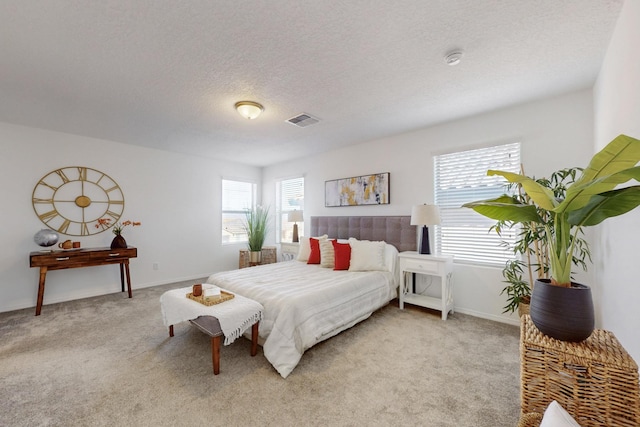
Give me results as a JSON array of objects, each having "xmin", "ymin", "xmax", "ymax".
[{"xmin": 32, "ymin": 166, "xmax": 125, "ymax": 236}]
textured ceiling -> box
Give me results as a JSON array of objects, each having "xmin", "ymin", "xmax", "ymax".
[{"xmin": 0, "ymin": 1, "xmax": 623, "ymax": 167}]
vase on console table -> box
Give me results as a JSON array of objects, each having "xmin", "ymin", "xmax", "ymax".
[{"xmin": 111, "ymin": 234, "xmax": 127, "ymax": 249}]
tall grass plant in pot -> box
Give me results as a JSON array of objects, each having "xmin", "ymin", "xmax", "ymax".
[
  {"xmin": 465, "ymin": 134, "xmax": 640, "ymax": 341},
  {"xmin": 243, "ymin": 205, "xmax": 270, "ymax": 263}
]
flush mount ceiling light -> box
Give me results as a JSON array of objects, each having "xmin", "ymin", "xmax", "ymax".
[
  {"xmin": 444, "ymin": 50, "xmax": 463, "ymax": 66},
  {"xmin": 235, "ymin": 101, "xmax": 264, "ymax": 120}
]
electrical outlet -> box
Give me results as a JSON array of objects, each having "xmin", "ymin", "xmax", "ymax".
[{"xmin": 153, "ymin": 262, "xmax": 159, "ymax": 271}]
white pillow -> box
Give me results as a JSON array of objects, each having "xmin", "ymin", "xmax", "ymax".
[
  {"xmin": 297, "ymin": 235, "xmax": 327, "ymax": 262},
  {"xmin": 540, "ymin": 401, "xmax": 581, "ymax": 427},
  {"xmin": 319, "ymin": 239, "xmax": 335, "ymax": 268},
  {"xmin": 384, "ymin": 244, "xmax": 399, "ymax": 273},
  {"xmin": 348, "ymin": 238, "xmax": 387, "ymax": 272}
]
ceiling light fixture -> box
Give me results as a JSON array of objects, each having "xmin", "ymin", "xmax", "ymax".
[
  {"xmin": 444, "ymin": 50, "xmax": 463, "ymax": 66},
  {"xmin": 235, "ymin": 101, "xmax": 264, "ymax": 120}
]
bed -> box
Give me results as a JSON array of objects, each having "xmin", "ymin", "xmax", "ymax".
[{"xmin": 206, "ymin": 216, "xmax": 416, "ymax": 378}]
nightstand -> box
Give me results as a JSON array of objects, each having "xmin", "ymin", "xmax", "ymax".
[
  {"xmin": 398, "ymin": 251, "xmax": 454, "ymax": 320},
  {"xmin": 280, "ymin": 242, "xmax": 300, "ymax": 261}
]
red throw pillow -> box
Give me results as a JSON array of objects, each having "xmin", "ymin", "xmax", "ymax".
[
  {"xmin": 307, "ymin": 238, "xmax": 322, "ymax": 264},
  {"xmin": 332, "ymin": 240, "xmax": 351, "ymax": 270}
]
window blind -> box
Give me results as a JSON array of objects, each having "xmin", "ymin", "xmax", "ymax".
[
  {"xmin": 434, "ymin": 142, "xmax": 521, "ymax": 267},
  {"xmin": 277, "ymin": 177, "xmax": 304, "ymax": 242}
]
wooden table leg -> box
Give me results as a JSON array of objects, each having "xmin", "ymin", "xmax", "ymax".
[
  {"xmin": 119, "ymin": 263, "xmax": 125, "ymax": 292},
  {"xmin": 123, "ymin": 260, "xmax": 132, "ymax": 298},
  {"xmin": 211, "ymin": 335, "xmax": 221, "ymax": 375},
  {"xmin": 251, "ymin": 321, "xmax": 259, "ymax": 357},
  {"xmin": 35, "ymin": 266, "xmax": 48, "ymax": 316}
]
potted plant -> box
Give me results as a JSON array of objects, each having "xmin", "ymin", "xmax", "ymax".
[
  {"xmin": 464, "ymin": 134, "xmax": 640, "ymax": 341},
  {"xmin": 243, "ymin": 205, "xmax": 270, "ymax": 263},
  {"xmin": 493, "ymin": 168, "xmax": 591, "ymax": 317}
]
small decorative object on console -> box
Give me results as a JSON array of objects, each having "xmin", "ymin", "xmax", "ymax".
[
  {"xmin": 58, "ymin": 239, "xmax": 73, "ymax": 249},
  {"xmin": 96, "ymin": 218, "xmax": 141, "ymax": 249},
  {"xmin": 34, "ymin": 229, "xmax": 59, "ymax": 249}
]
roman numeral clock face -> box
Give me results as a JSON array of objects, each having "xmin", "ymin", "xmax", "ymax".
[{"xmin": 32, "ymin": 167, "xmax": 125, "ymax": 236}]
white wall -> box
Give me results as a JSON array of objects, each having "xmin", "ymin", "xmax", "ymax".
[
  {"xmin": 0, "ymin": 81, "xmax": 608, "ymax": 330},
  {"xmin": 0, "ymin": 122, "xmax": 260, "ymax": 313},
  {"xmin": 263, "ymin": 89, "xmax": 595, "ymax": 325},
  {"xmin": 593, "ymin": 0, "xmax": 640, "ymax": 361}
]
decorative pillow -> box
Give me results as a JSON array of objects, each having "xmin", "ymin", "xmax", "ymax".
[
  {"xmin": 347, "ymin": 238, "xmax": 387, "ymax": 272},
  {"xmin": 332, "ymin": 240, "xmax": 351, "ymax": 270},
  {"xmin": 540, "ymin": 401, "xmax": 581, "ymax": 427},
  {"xmin": 319, "ymin": 239, "xmax": 336, "ymax": 268},
  {"xmin": 297, "ymin": 235, "xmax": 327, "ymax": 262},
  {"xmin": 307, "ymin": 237, "xmax": 323, "ymax": 264}
]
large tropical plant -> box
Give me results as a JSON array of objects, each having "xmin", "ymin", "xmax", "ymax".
[
  {"xmin": 464, "ymin": 134, "xmax": 640, "ymax": 287},
  {"xmin": 495, "ymin": 167, "xmax": 591, "ymax": 313},
  {"xmin": 243, "ymin": 205, "xmax": 270, "ymax": 252}
]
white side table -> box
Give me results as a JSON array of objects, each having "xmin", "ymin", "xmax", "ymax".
[
  {"xmin": 398, "ymin": 251, "xmax": 454, "ymax": 320},
  {"xmin": 280, "ymin": 242, "xmax": 300, "ymax": 261}
]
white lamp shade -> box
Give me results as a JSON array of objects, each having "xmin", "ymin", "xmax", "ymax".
[
  {"xmin": 235, "ymin": 101, "xmax": 264, "ymax": 120},
  {"xmin": 410, "ymin": 204, "xmax": 441, "ymax": 226},
  {"xmin": 288, "ymin": 210, "xmax": 303, "ymax": 222}
]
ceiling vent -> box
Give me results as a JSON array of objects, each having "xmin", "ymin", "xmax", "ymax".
[{"xmin": 286, "ymin": 113, "xmax": 320, "ymax": 128}]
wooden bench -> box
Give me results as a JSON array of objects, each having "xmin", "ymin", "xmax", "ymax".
[{"xmin": 168, "ymin": 315, "xmax": 259, "ymax": 375}]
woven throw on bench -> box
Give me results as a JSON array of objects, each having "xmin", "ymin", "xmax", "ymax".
[{"xmin": 160, "ymin": 286, "xmax": 263, "ymax": 345}]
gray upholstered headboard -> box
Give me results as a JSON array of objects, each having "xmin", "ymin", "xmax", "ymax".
[{"xmin": 310, "ymin": 216, "xmax": 416, "ymax": 253}]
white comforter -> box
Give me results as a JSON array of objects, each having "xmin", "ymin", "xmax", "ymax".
[{"xmin": 206, "ymin": 259, "xmax": 397, "ymax": 378}]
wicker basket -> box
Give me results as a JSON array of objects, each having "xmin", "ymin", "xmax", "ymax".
[
  {"xmin": 238, "ymin": 247, "xmax": 277, "ymax": 269},
  {"xmin": 187, "ymin": 290, "xmax": 234, "ymax": 306},
  {"xmin": 520, "ymin": 315, "xmax": 640, "ymax": 426},
  {"xmin": 517, "ymin": 412, "xmax": 542, "ymax": 427}
]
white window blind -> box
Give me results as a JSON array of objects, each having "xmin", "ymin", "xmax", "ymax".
[
  {"xmin": 221, "ymin": 179, "xmax": 255, "ymax": 244},
  {"xmin": 434, "ymin": 142, "xmax": 521, "ymax": 267},
  {"xmin": 276, "ymin": 177, "xmax": 304, "ymax": 243}
]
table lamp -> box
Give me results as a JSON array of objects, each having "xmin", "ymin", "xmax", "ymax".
[
  {"xmin": 410, "ymin": 204, "xmax": 441, "ymax": 254},
  {"xmin": 288, "ymin": 210, "xmax": 303, "ymax": 242}
]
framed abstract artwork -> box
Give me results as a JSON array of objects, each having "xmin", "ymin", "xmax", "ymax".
[{"xmin": 325, "ymin": 172, "xmax": 390, "ymax": 207}]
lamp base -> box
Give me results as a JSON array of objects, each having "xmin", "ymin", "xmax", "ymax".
[
  {"xmin": 419, "ymin": 225, "xmax": 431, "ymax": 255},
  {"xmin": 292, "ymin": 223, "xmax": 299, "ymax": 243}
]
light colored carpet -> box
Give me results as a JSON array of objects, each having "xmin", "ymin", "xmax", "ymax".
[{"xmin": 0, "ymin": 280, "xmax": 521, "ymax": 426}]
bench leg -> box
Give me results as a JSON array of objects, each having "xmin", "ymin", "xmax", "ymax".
[
  {"xmin": 251, "ymin": 321, "xmax": 259, "ymax": 357},
  {"xmin": 211, "ymin": 335, "xmax": 221, "ymax": 375},
  {"xmin": 169, "ymin": 325, "xmax": 174, "ymax": 337}
]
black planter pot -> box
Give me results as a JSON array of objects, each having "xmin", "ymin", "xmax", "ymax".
[{"xmin": 529, "ymin": 278, "xmax": 595, "ymax": 342}]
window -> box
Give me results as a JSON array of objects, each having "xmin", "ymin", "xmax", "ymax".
[
  {"xmin": 276, "ymin": 177, "xmax": 304, "ymax": 243},
  {"xmin": 221, "ymin": 179, "xmax": 256, "ymax": 244},
  {"xmin": 434, "ymin": 142, "xmax": 521, "ymax": 267}
]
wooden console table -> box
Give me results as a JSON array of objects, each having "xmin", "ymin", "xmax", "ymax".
[{"xmin": 29, "ymin": 246, "xmax": 138, "ymax": 316}]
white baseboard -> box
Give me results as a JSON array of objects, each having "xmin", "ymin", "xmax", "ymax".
[{"xmin": 453, "ymin": 306, "xmax": 520, "ymax": 327}]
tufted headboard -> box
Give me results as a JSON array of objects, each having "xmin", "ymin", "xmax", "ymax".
[{"xmin": 310, "ymin": 216, "xmax": 416, "ymax": 253}]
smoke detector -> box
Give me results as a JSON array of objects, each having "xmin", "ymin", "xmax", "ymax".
[
  {"xmin": 286, "ymin": 113, "xmax": 320, "ymax": 128},
  {"xmin": 444, "ymin": 50, "xmax": 463, "ymax": 66}
]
